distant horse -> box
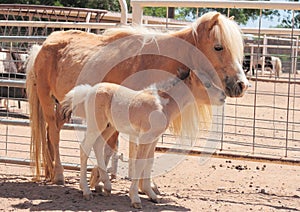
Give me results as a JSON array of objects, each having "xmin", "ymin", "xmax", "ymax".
[
  {"xmin": 243, "ymin": 55, "xmax": 282, "ymax": 78},
  {"xmin": 61, "ymin": 68, "xmax": 225, "ymax": 208},
  {"xmin": 26, "ymin": 12, "xmax": 250, "ymax": 187},
  {"xmin": 0, "ymin": 49, "xmax": 28, "ymax": 109},
  {"xmin": 0, "ymin": 48, "xmax": 27, "ymax": 73}
]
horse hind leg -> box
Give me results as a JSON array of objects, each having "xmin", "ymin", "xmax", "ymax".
[
  {"xmin": 91, "ymin": 135, "xmax": 112, "ymax": 196},
  {"xmin": 91, "ymin": 127, "xmax": 119, "ymax": 194},
  {"xmin": 80, "ymin": 143, "xmax": 93, "ymax": 200},
  {"xmin": 37, "ymin": 90, "xmax": 64, "ymax": 184}
]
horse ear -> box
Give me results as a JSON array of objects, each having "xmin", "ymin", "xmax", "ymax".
[
  {"xmin": 229, "ymin": 16, "xmax": 235, "ymax": 20},
  {"xmin": 208, "ymin": 13, "xmax": 220, "ymax": 30},
  {"xmin": 177, "ymin": 68, "xmax": 190, "ymax": 80}
]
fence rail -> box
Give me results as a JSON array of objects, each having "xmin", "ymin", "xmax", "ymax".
[{"xmin": 0, "ymin": 2, "xmax": 300, "ymax": 169}]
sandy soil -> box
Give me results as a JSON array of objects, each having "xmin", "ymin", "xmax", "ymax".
[
  {"xmin": 0, "ymin": 75, "xmax": 300, "ymax": 211},
  {"xmin": 1, "ymin": 155, "xmax": 300, "ymax": 211}
]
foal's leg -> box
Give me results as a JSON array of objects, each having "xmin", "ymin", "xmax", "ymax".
[
  {"xmin": 129, "ymin": 139, "xmax": 159, "ymax": 209},
  {"xmin": 92, "ymin": 136, "xmax": 112, "ymax": 196},
  {"xmin": 138, "ymin": 139, "xmax": 159, "ymax": 202},
  {"xmin": 90, "ymin": 126, "xmax": 117, "ymax": 195},
  {"xmin": 80, "ymin": 130, "xmax": 100, "ymax": 200},
  {"xmin": 105, "ymin": 132, "xmax": 119, "ymax": 180}
]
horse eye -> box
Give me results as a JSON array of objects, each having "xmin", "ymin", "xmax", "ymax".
[
  {"xmin": 214, "ymin": 44, "xmax": 223, "ymax": 51},
  {"xmin": 204, "ymin": 82, "xmax": 211, "ymax": 88}
]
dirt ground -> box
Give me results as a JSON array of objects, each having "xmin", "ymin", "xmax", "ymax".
[
  {"xmin": 1, "ymin": 155, "xmax": 300, "ymax": 211},
  {"xmin": 0, "ymin": 75, "xmax": 300, "ymax": 211}
]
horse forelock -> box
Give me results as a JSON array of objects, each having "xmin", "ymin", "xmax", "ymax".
[
  {"xmin": 217, "ymin": 14, "xmax": 244, "ymax": 64},
  {"xmin": 192, "ymin": 12, "xmax": 244, "ymax": 64}
]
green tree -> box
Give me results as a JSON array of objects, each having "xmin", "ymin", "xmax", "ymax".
[
  {"xmin": 144, "ymin": 7, "xmax": 166, "ymax": 18},
  {"xmin": 174, "ymin": 7, "xmax": 278, "ymax": 25}
]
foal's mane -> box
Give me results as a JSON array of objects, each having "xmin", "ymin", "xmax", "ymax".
[{"xmin": 146, "ymin": 68, "xmax": 190, "ymax": 93}]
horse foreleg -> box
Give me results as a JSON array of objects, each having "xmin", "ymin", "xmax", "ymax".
[
  {"xmin": 129, "ymin": 140, "xmax": 159, "ymax": 209},
  {"xmin": 138, "ymin": 139, "xmax": 159, "ymax": 203}
]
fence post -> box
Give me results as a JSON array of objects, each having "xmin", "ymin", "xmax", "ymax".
[{"xmin": 131, "ymin": 2, "xmax": 143, "ymax": 25}]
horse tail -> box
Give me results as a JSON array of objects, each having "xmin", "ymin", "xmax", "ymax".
[
  {"xmin": 61, "ymin": 84, "xmax": 92, "ymax": 119},
  {"xmin": 275, "ymin": 57, "xmax": 282, "ymax": 78},
  {"xmin": 26, "ymin": 44, "xmax": 45, "ymax": 181}
]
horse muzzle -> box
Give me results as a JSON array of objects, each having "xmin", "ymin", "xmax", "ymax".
[{"xmin": 224, "ymin": 78, "xmax": 250, "ymax": 97}]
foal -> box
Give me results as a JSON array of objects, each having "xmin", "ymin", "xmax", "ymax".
[{"xmin": 61, "ymin": 68, "xmax": 225, "ymax": 208}]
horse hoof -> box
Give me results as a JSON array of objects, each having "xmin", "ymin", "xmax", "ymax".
[
  {"xmin": 152, "ymin": 182, "xmax": 160, "ymax": 195},
  {"xmin": 150, "ymin": 197, "xmax": 159, "ymax": 203},
  {"xmin": 83, "ymin": 193, "xmax": 93, "ymax": 201},
  {"xmin": 103, "ymin": 189, "xmax": 111, "ymax": 197},
  {"xmin": 52, "ymin": 174, "xmax": 65, "ymax": 185},
  {"xmin": 95, "ymin": 185, "xmax": 103, "ymax": 193},
  {"xmin": 53, "ymin": 178, "xmax": 64, "ymax": 185},
  {"xmin": 131, "ymin": 202, "xmax": 142, "ymax": 209},
  {"xmin": 95, "ymin": 185, "xmax": 111, "ymax": 196}
]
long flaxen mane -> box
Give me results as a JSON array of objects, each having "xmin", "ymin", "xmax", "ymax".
[{"xmin": 171, "ymin": 12, "xmax": 244, "ymax": 139}]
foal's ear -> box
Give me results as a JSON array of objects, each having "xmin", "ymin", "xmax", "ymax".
[
  {"xmin": 208, "ymin": 13, "xmax": 220, "ymax": 30},
  {"xmin": 229, "ymin": 16, "xmax": 235, "ymax": 20},
  {"xmin": 177, "ymin": 68, "xmax": 190, "ymax": 80}
]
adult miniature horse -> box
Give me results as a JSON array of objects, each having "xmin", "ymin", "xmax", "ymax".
[{"xmin": 26, "ymin": 12, "xmax": 250, "ymax": 185}]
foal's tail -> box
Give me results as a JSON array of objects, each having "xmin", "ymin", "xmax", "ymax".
[
  {"xmin": 61, "ymin": 84, "xmax": 92, "ymax": 119},
  {"xmin": 25, "ymin": 44, "xmax": 45, "ymax": 180}
]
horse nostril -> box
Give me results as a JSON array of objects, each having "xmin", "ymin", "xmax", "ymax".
[{"xmin": 237, "ymin": 81, "xmax": 245, "ymax": 92}]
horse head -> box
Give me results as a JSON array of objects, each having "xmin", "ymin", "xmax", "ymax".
[{"xmin": 192, "ymin": 12, "xmax": 250, "ymax": 98}]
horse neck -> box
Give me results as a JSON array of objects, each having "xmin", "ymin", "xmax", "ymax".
[
  {"xmin": 159, "ymin": 79, "xmax": 194, "ymax": 122},
  {"xmin": 171, "ymin": 27, "xmax": 196, "ymax": 45}
]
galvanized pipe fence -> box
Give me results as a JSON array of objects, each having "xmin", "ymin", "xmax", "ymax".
[{"xmin": 0, "ymin": 2, "xmax": 299, "ymax": 170}]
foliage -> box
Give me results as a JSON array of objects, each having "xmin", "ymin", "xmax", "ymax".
[
  {"xmin": 2, "ymin": 0, "xmax": 298, "ymax": 27},
  {"xmin": 174, "ymin": 7, "xmax": 279, "ymax": 25},
  {"xmin": 143, "ymin": 7, "xmax": 166, "ymax": 18},
  {"xmin": 276, "ymin": 11, "xmax": 300, "ymax": 29}
]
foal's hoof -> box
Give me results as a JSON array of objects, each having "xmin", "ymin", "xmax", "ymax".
[
  {"xmin": 131, "ymin": 202, "xmax": 142, "ymax": 209},
  {"xmin": 150, "ymin": 197, "xmax": 159, "ymax": 203},
  {"xmin": 151, "ymin": 182, "xmax": 160, "ymax": 195},
  {"xmin": 83, "ymin": 193, "xmax": 93, "ymax": 201}
]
